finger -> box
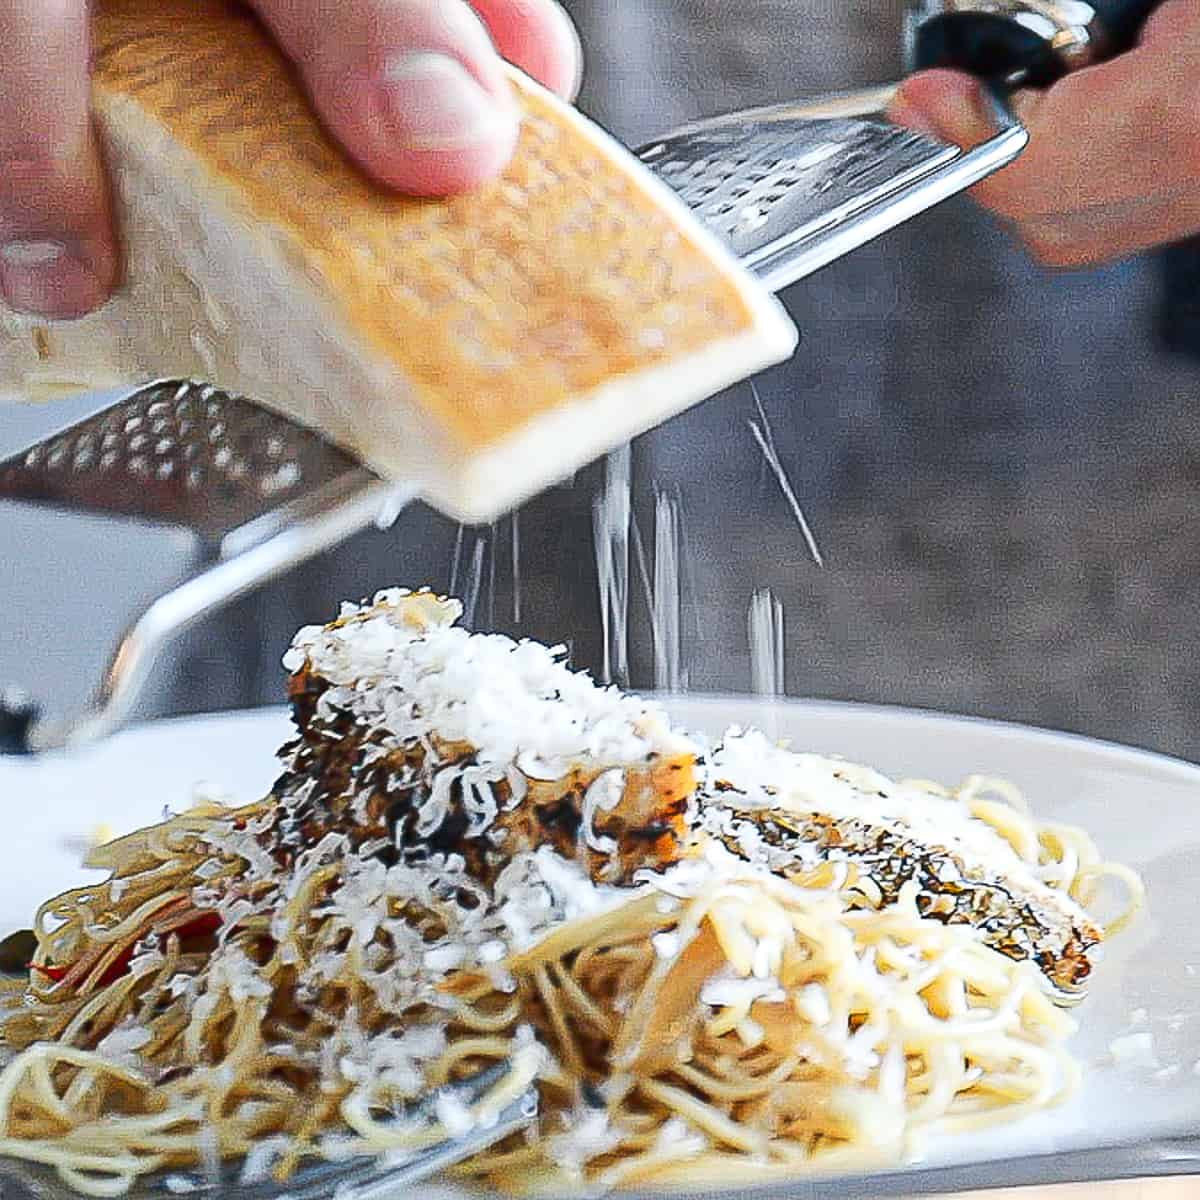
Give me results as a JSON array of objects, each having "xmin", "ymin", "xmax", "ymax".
[
  {"xmin": 469, "ymin": 0, "xmax": 583, "ymax": 100},
  {"xmin": 0, "ymin": 0, "xmax": 118, "ymax": 318},
  {"xmin": 254, "ymin": 0, "xmax": 520, "ymax": 197},
  {"xmin": 889, "ymin": 68, "xmax": 1002, "ymax": 150}
]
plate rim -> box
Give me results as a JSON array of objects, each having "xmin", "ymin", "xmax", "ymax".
[{"xmin": 5, "ymin": 697, "xmax": 1199, "ymax": 1196}]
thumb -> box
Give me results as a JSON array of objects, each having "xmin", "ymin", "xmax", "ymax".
[
  {"xmin": 0, "ymin": 0, "xmax": 118, "ymax": 319},
  {"xmin": 889, "ymin": 69, "xmax": 1041, "ymax": 151}
]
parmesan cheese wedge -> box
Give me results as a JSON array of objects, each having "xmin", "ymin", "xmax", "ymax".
[{"xmin": 0, "ymin": 0, "xmax": 797, "ymax": 523}]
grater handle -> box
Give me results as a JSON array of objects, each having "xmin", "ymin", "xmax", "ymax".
[{"xmin": 910, "ymin": 0, "xmax": 1161, "ymax": 88}]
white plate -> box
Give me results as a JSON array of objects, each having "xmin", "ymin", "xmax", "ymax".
[{"xmin": 2, "ymin": 697, "xmax": 1199, "ymax": 1197}]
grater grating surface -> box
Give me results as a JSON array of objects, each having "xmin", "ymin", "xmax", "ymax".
[
  {"xmin": 0, "ymin": 380, "xmax": 366, "ymax": 545},
  {"xmin": 640, "ymin": 118, "xmax": 957, "ymax": 262},
  {"xmin": 638, "ymin": 87, "xmax": 1026, "ymax": 292}
]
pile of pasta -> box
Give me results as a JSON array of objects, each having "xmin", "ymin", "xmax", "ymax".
[{"xmin": 0, "ymin": 794, "xmax": 1120, "ymax": 1196}]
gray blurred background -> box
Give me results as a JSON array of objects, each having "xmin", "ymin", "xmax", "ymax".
[{"xmin": 4, "ymin": 0, "xmax": 1200, "ymax": 759}]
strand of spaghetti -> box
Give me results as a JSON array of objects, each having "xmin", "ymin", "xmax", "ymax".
[
  {"xmin": 60, "ymin": 972, "xmax": 146, "ymax": 1047},
  {"xmin": 54, "ymin": 1165, "xmax": 141, "ymax": 1199},
  {"xmin": 671, "ymin": 1054, "xmax": 800, "ymax": 1102},
  {"xmin": 454, "ymin": 995, "xmax": 522, "ymax": 1034},
  {"xmin": 550, "ymin": 961, "xmax": 615, "ymax": 1038},
  {"xmin": 502, "ymin": 892, "xmax": 662, "ymax": 970},
  {"xmin": 637, "ymin": 1078, "xmax": 767, "ymax": 1155},
  {"xmin": 531, "ymin": 964, "xmax": 584, "ymax": 1078},
  {"xmin": 424, "ymin": 1035, "xmax": 516, "ymax": 1086},
  {"xmin": 0, "ymin": 1044, "xmax": 148, "ymax": 1129},
  {"xmin": 610, "ymin": 893, "xmax": 719, "ymax": 1069},
  {"xmin": 592, "ymin": 1125, "xmax": 707, "ymax": 1190},
  {"xmin": 966, "ymin": 798, "xmax": 1042, "ymax": 861},
  {"xmin": 77, "ymin": 897, "xmax": 193, "ymax": 950},
  {"xmin": 54, "ymin": 1100, "xmax": 208, "ymax": 1149},
  {"xmin": 1073, "ymin": 860, "xmax": 1146, "ymax": 935}
]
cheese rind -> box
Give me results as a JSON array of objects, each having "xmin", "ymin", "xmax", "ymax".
[{"xmin": 0, "ymin": 0, "xmax": 797, "ymax": 522}]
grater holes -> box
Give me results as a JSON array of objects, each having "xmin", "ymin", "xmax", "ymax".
[{"xmin": 260, "ymin": 461, "xmax": 301, "ymax": 496}]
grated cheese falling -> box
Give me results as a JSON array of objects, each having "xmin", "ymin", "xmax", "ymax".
[
  {"xmin": 488, "ymin": 519, "xmax": 498, "ymax": 629},
  {"xmin": 511, "ymin": 510, "xmax": 522, "ymax": 624},
  {"xmin": 463, "ymin": 536, "xmax": 487, "ymax": 630},
  {"xmin": 593, "ymin": 445, "xmax": 632, "ymax": 686},
  {"xmin": 748, "ymin": 588, "xmax": 784, "ymax": 698},
  {"xmin": 748, "ymin": 588, "xmax": 785, "ymax": 737},
  {"xmin": 653, "ymin": 491, "xmax": 683, "ymax": 694},
  {"xmin": 448, "ymin": 523, "xmax": 465, "ymax": 597},
  {"xmin": 628, "ymin": 491, "xmax": 689, "ymax": 696},
  {"xmin": 747, "ymin": 381, "xmax": 823, "ymax": 568}
]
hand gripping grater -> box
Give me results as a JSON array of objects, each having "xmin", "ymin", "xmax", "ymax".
[{"xmin": 0, "ymin": 0, "xmax": 1159, "ymax": 754}]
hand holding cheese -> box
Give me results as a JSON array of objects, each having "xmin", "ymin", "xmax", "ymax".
[{"xmin": 0, "ymin": 0, "xmax": 582, "ymax": 319}]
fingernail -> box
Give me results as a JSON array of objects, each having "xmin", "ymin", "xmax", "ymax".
[
  {"xmin": 381, "ymin": 53, "xmax": 514, "ymax": 149},
  {"xmin": 0, "ymin": 240, "xmax": 104, "ymax": 318}
]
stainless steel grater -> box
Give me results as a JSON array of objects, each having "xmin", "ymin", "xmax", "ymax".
[
  {"xmin": 0, "ymin": 0, "xmax": 1159, "ymax": 754},
  {"xmin": 0, "ymin": 379, "xmax": 407, "ymax": 754}
]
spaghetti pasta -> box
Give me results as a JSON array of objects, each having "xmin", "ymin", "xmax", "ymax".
[{"xmin": 0, "ymin": 590, "xmax": 1143, "ymax": 1195}]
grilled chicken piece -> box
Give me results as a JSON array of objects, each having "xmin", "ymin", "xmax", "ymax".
[
  {"xmin": 698, "ymin": 730, "xmax": 1102, "ymax": 996},
  {"xmin": 269, "ymin": 589, "xmax": 696, "ymax": 884}
]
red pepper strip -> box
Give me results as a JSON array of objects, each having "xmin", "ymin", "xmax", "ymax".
[
  {"xmin": 28, "ymin": 962, "xmax": 68, "ymax": 982},
  {"xmin": 29, "ymin": 911, "xmax": 226, "ymax": 992},
  {"xmin": 95, "ymin": 911, "xmax": 225, "ymax": 989}
]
